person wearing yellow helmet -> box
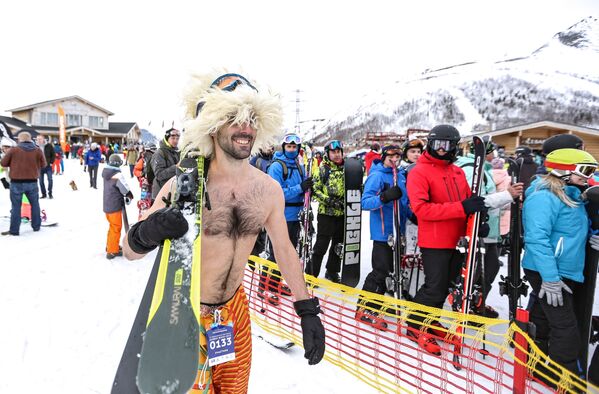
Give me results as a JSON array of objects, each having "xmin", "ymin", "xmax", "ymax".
[{"xmin": 522, "ymin": 148, "xmax": 599, "ymax": 381}]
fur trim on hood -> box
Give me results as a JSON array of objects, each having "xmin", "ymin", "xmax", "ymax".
[{"xmin": 181, "ymin": 70, "xmax": 283, "ymax": 158}]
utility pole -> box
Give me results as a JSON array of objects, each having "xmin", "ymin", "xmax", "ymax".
[{"xmin": 294, "ymin": 89, "xmax": 302, "ymax": 134}]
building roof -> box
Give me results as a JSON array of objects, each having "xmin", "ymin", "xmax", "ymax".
[
  {"xmin": 0, "ymin": 115, "xmax": 31, "ymax": 129},
  {"xmin": 108, "ymin": 122, "xmax": 137, "ymax": 135},
  {"xmin": 471, "ymin": 120, "xmax": 599, "ymax": 138},
  {"xmin": 7, "ymin": 95, "xmax": 115, "ymax": 116}
]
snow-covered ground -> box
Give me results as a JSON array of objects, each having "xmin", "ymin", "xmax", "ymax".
[{"xmin": 1, "ymin": 158, "xmax": 596, "ymax": 393}]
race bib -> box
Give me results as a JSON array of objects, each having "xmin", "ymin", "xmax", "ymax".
[{"xmin": 206, "ymin": 324, "xmax": 235, "ymax": 367}]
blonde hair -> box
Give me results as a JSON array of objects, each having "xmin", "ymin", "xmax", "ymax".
[
  {"xmin": 180, "ymin": 70, "xmax": 283, "ymax": 158},
  {"xmin": 535, "ymin": 174, "xmax": 578, "ymax": 208},
  {"xmin": 17, "ymin": 131, "xmax": 32, "ymax": 142}
]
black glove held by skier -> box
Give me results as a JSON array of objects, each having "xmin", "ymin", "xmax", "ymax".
[
  {"xmin": 124, "ymin": 191, "xmax": 134, "ymax": 205},
  {"xmin": 1, "ymin": 178, "xmax": 9, "ymax": 189},
  {"xmin": 380, "ymin": 185, "xmax": 403, "ymax": 203},
  {"xmin": 478, "ymin": 222, "xmax": 490, "ymax": 237},
  {"xmin": 294, "ymin": 297, "xmax": 326, "ymax": 365},
  {"xmin": 127, "ymin": 207, "xmax": 189, "ymax": 254},
  {"xmin": 461, "ymin": 196, "xmax": 486, "ymax": 215},
  {"xmin": 300, "ymin": 177, "xmax": 314, "ymax": 192}
]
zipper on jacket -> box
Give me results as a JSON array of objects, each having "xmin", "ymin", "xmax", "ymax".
[
  {"xmin": 443, "ymin": 177, "xmax": 454, "ymax": 201},
  {"xmin": 452, "ymin": 178, "xmax": 462, "ymax": 200}
]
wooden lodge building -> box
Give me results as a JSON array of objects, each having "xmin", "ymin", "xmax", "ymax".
[
  {"xmin": 469, "ymin": 120, "xmax": 599, "ymax": 159},
  {"xmin": 1, "ymin": 96, "xmax": 140, "ymax": 145}
]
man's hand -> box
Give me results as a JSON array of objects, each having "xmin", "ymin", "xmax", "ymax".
[
  {"xmin": 127, "ymin": 207, "xmax": 188, "ymax": 254},
  {"xmin": 294, "ymin": 298, "xmax": 326, "ymax": 365},
  {"xmin": 300, "ymin": 177, "xmax": 314, "ymax": 192},
  {"xmin": 508, "ymin": 182, "xmax": 524, "ymax": 198},
  {"xmin": 380, "ymin": 185, "xmax": 402, "ymax": 203},
  {"xmin": 461, "ymin": 196, "xmax": 486, "ymax": 215}
]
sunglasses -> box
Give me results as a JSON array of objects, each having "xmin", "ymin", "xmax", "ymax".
[
  {"xmin": 196, "ymin": 73, "xmax": 258, "ymax": 116},
  {"xmin": 326, "ymin": 140, "xmax": 343, "ymax": 150},
  {"xmin": 283, "ymin": 134, "xmax": 302, "ymax": 144},
  {"xmin": 430, "ymin": 139, "xmax": 457, "ymax": 151},
  {"xmin": 546, "ymin": 161, "xmax": 598, "ymax": 179},
  {"xmin": 210, "ymin": 73, "xmax": 258, "ymax": 93}
]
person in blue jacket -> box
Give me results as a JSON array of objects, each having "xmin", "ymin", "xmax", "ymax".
[
  {"xmin": 261, "ymin": 133, "xmax": 312, "ymax": 304},
  {"xmin": 84, "ymin": 142, "xmax": 102, "ymax": 189},
  {"xmin": 356, "ymin": 144, "xmax": 410, "ymax": 330},
  {"xmin": 522, "ymin": 148, "xmax": 599, "ymax": 380}
]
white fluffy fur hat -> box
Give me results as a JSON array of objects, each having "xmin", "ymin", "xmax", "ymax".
[{"xmin": 181, "ymin": 70, "xmax": 283, "ymax": 158}]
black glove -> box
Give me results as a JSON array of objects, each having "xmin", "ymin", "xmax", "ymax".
[
  {"xmin": 461, "ymin": 196, "xmax": 486, "ymax": 215},
  {"xmin": 294, "ymin": 298, "xmax": 326, "ymax": 365},
  {"xmin": 478, "ymin": 222, "xmax": 490, "ymax": 237},
  {"xmin": 124, "ymin": 191, "xmax": 134, "ymax": 205},
  {"xmin": 380, "ymin": 185, "xmax": 402, "ymax": 203},
  {"xmin": 127, "ymin": 207, "xmax": 189, "ymax": 254},
  {"xmin": 1, "ymin": 178, "xmax": 9, "ymax": 189},
  {"xmin": 300, "ymin": 177, "xmax": 314, "ymax": 192}
]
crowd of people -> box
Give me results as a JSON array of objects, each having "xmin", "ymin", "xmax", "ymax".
[{"xmin": 2, "ymin": 71, "xmax": 599, "ymax": 391}]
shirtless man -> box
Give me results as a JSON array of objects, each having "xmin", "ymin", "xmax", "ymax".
[{"xmin": 123, "ymin": 72, "xmax": 325, "ymax": 393}]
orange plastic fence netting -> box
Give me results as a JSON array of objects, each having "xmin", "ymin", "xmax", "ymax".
[{"xmin": 245, "ymin": 256, "xmax": 599, "ymax": 394}]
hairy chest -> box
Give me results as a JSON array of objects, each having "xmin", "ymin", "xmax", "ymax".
[{"xmin": 203, "ymin": 187, "xmax": 266, "ymax": 239}]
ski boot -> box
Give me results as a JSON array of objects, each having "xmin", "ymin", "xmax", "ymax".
[
  {"xmin": 405, "ymin": 326, "xmax": 442, "ymax": 356},
  {"xmin": 355, "ymin": 308, "xmax": 389, "ymax": 331}
]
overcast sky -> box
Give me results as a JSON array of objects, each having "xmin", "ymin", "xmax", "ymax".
[{"xmin": 1, "ymin": 0, "xmax": 597, "ymax": 135}]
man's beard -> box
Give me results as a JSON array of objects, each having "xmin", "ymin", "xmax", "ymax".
[{"xmin": 216, "ymin": 131, "xmax": 254, "ymax": 160}]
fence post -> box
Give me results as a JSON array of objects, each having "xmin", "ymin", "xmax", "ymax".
[{"xmin": 513, "ymin": 308, "xmax": 530, "ymax": 394}]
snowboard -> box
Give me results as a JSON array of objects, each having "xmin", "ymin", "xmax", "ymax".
[
  {"xmin": 577, "ymin": 185, "xmax": 599, "ymax": 379},
  {"xmin": 341, "ymin": 157, "xmax": 363, "ymax": 287},
  {"xmin": 111, "ymin": 250, "xmax": 161, "ymax": 393}
]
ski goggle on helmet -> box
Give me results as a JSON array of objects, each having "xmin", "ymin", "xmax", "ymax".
[
  {"xmin": 325, "ymin": 140, "xmax": 343, "ymax": 151},
  {"xmin": 282, "ymin": 134, "xmax": 302, "ymax": 145},
  {"xmin": 429, "ymin": 139, "xmax": 458, "ymax": 152},
  {"xmin": 544, "ymin": 148, "xmax": 598, "ymax": 179},
  {"xmin": 196, "ymin": 73, "xmax": 258, "ymax": 116}
]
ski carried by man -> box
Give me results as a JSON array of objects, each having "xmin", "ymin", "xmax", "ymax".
[
  {"xmin": 498, "ymin": 158, "xmax": 528, "ymax": 321},
  {"xmin": 112, "ymin": 155, "xmax": 207, "ymax": 394},
  {"xmin": 449, "ymin": 135, "xmax": 486, "ymax": 370},
  {"xmin": 298, "ymin": 144, "xmax": 314, "ymax": 270}
]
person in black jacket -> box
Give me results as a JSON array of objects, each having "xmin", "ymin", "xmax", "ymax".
[
  {"xmin": 36, "ymin": 135, "xmax": 55, "ymax": 199},
  {"xmin": 514, "ymin": 145, "xmax": 538, "ymax": 194},
  {"xmin": 150, "ymin": 128, "xmax": 181, "ymax": 201}
]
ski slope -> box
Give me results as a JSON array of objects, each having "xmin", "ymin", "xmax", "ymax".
[{"xmin": 0, "ymin": 158, "xmax": 596, "ymax": 393}]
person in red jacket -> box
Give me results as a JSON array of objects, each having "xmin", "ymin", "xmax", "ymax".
[
  {"xmin": 405, "ymin": 124, "xmax": 488, "ymax": 355},
  {"xmin": 364, "ymin": 143, "xmax": 381, "ymax": 175}
]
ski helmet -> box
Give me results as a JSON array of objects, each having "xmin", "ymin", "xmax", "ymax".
[
  {"xmin": 514, "ymin": 146, "xmax": 532, "ymax": 157},
  {"xmin": 381, "ymin": 144, "xmax": 401, "ymax": 161},
  {"xmin": 145, "ymin": 143, "xmax": 157, "ymax": 152},
  {"xmin": 324, "ymin": 140, "xmax": 343, "ymax": 153},
  {"xmin": 426, "ymin": 125, "xmax": 461, "ymax": 161},
  {"xmin": 108, "ymin": 154, "xmax": 123, "ymax": 167},
  {"xmin": 281, "ymin": 133, "xmax": 301, "ymax": 159},
  {"xmin": 542, "ymin": 134, "xmax": 584, "ymax": 155},
  {"xmin": 401, "ymin": 139, "xmax": 424, "ymax": 159},
  {"xmin": 370, "ymin": 142, "xmax": 381, "ymax": 152},
  {"xmin": 544, "ymin": 148, "xmax": 598, "ymax": 180}
]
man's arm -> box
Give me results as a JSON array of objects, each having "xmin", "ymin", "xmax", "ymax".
[
  {"xmin": 122, "ymin": 177, "xmax": 173, "ymax": 260},
  {"xmin": 263, "ymin": 182, "xmax": 310, "ymax": 301}
]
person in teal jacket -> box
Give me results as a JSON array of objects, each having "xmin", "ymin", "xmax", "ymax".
[
  {"xmin": 455, "ymin": 140, "xmax": 522, "ymax": 318},
  {"xmin": 522, "ymin": 148, "xmax": 599, "ymax": 379}
]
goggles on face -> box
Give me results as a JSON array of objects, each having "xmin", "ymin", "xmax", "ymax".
[
  {"xmin": 210, "ymin": 73, "xmax": 258, "ymax": 92},
  {"xmin": 430, "ymin": 139, "xmax": 457, "ymax": 152},
  {"xmin": 326, "ymin": 140, "xmax": 343, "ymax": 151},
  {"xmin": 384, "ymin": 149, "xmax": 401, "ymax": 157},
  {"xmin": 546, "ymin": 161, "xmax": 598, "ymax": 179},
  {"xmin": 282, "ymin": 134, "xmax": 302, "ymax": 145}
]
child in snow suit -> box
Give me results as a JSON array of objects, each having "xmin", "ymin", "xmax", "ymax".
[{"xmin": 102, "ymin": 154, "xmax": 133, "ymax": 259}]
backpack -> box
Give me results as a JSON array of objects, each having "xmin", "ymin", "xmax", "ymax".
[{"xmin": 271, "ymin": 158, "xmax": 304, "ymax": 180}]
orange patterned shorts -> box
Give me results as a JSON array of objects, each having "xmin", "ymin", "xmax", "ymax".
[{"xmin": 191, "ymin": 286, "xmax": 252, "ymax": 394}]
